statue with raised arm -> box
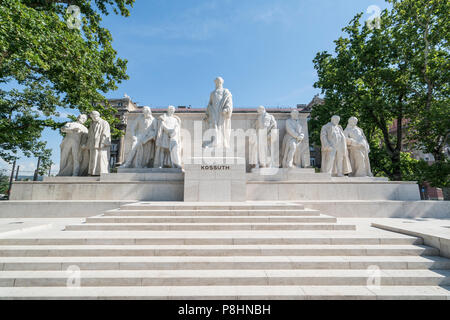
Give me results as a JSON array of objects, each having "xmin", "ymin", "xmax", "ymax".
[
  {"xmin": 58, "ymin": 114, "xmax": 89, "ymax": 176},
  {"xmin": 249, "ymin": 106, "xmax": 278, "ymax": 169},
  {"xmin": 320, "ymin": 115, "xmax": 352, "ymax": 177},
  {"xmin": 281, "ymin": 110, "xmax": 309, "ymax": 168},
  {"xmin": 154, "ymin": 106, "xmax": 182, "ymax": 169},
  {"xmin": 87, "ymin": 111, "xmax": 111, "ymax": 176},
  {"xmin": 344, "ymin": 117, "xmax": 373, "ymax": 177},
  {"xmin": 121, "ymin": 107, "xmax": 158, "ymax": 168},
  {"xmin": 203, "ymin": 77, "xmax": 233, "ymax": 149}
]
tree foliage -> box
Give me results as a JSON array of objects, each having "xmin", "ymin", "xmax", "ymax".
[
  {"xmin": 0, "ymin": 0, "xmax": 134, "ymax": 170},
  {"xmin": 311, "ymin": 0, "xmax": 449, "ymax": 183}
]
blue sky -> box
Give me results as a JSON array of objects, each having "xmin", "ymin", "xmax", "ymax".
[{"xmin": 1, "ymin": 0, "xmax": 389, "ymax": 175}]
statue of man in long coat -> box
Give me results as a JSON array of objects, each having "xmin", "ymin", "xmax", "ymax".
[
  {"xmin": 249, "ymin": 106, "xmax": 278, "ymax": 169},
  {"xmin": 320, "ymin": 115, "xmax": 352, "ymax": 177},
  {"xmin": 87, "ymin": 111, "xmax": 111, "ymax": 176},
  {"xmin": 204, "ymin": 77, "xmax": 233, "ymax": 149}
]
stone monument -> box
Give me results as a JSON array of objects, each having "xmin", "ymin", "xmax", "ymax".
[
  {"xmin": 203, "ymin": 77, "xmax": 233, "ymax": 149},
  {"xmin": 86, "ymin": 111, "xmax": 111, "ymax": 176},
  {"xmin": 57, "ymin": 114, "xmax": 89, "ymax": 177},
  {"xmin": 281, "ymin": 110, "xmax": 309, "ymax": 169},
  {"xmin": 320, "ymin": 115, "xmax": 352, "ymax": 177},
  {"xmin": 154, "ymin": 106, "xmax": 182, "ymax": 169},
  {"xmin": 344, "ymin": 116, "xmax": 373, "ymax": 177},
  {"xmin": 121, "ymin": 106, "xmax": 158, "ymax": 168},
  {"xmin": 249, "ymin": 106, "xmax": 278, "ymax": 169}
]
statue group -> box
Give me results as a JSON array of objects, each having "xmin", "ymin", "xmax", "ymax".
[
  {"xmin": 122, "ymin": 105, "xmax": 183, "ymax": 169},
  {"xmin": 58, "ymin": 111, "xmax": 111, "ymax": 177},
  {"xmin": 58, "ymin": 77, "xmax": 373, "ymax": 178},
  {"xmin": 320, "ymin": 115, "xmax": 373, "ymax": 177}
]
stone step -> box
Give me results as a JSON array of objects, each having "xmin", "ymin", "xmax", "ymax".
[
  {"xmin": 121, "ymin": 203, "xmax": 305, "ymax": 211},
  {"xmin": 0, "ymin": 236, "xmax": 422, "ymax": 246},
  {"xmin": 85, "ymin": 215, "xmax": 337, "ymax": 224},
  {"xmin": 0, "ymin": 245, "xmax": 439, "ymax": 257},
  {"xmin": 64, "ymin": 223, "xmax": 356, "ymax": 231},
  {"xmin": 1, "ymin": 269, "xmax": 449, "ymax": 287},
  {"xmin": 1, "ymin": 256, "xmax": 449, "ymax": 271},
  {"xmin": 105, "ymin": 209, "xmax": 321, "ymax": 217},
  {"xmin": 0, "ymin": 285, "xmax": 448, "ymax": 300}
]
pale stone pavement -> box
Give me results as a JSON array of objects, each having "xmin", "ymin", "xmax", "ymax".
[{"xmin": 0, "ymin": 202, "xmax": 448, "ymax": 300}]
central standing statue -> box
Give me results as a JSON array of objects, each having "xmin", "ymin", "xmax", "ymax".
[
  {"xmin": 204, "ymin": 77, "xmax": 233, "ymax": 149},
  {"xmin": 154, "ymin": 106, "xmax": 182, "ymax": 169}
]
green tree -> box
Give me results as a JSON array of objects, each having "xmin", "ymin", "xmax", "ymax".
[
  {"xmin": 0, "ymin": 0, "xmax": 134, "ymax": 170},
  {"xmin": 311, "ymin": 0, "xmax": 449, "ymax": 181},
  {"xmin": 389, "ymin": 0, "xmax": 450, "ymax": 162}
]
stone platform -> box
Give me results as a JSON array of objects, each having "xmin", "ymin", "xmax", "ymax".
[
  {"xmin": 8, "ymin": 167, "xmax": 449, "ymax": 219},
  {"xmin": 0, "ymin": 202, "xmax": 448, "ymax": 299}
]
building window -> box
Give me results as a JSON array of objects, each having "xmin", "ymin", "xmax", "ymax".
[{"xmin": 311, "ymin": 158, "xmax": 316, "ymax": 167}]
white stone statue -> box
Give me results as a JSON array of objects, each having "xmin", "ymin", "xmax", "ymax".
[
  {"xmin": 58, "ymin": 115, "xmax": 89, "ymax": 176},
  {"xmin": 320, "ymin": 115, "xmax": 352, "ymax": 177},
  {"xmin": 249, "ymin": 106, "xmax": 278, "ymax": 169},
  {"xmin": 86, "ymin": 111, "xmax": 111, "ymax": 176},
  {"xmin": 203, "ymin": 77, "xmax": 233, "ymax": 149},
  {"xmin": 121, "ymin": 107, "xmax": 158, "ymax": 168},
  {"xmin": 344, "ymin": 117, "xmax": 373, "ymax": 177},
  {"xmin": 281, "ymin": 110, "xmax": 309, "ymax": 168},
  {"xmin": 154, "ymin": 106, "xmax": 182, "ymax": 169}
]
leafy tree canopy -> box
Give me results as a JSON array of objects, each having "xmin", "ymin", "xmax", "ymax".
[
  {"xmin": 0, "ymin": 0, "xmax": 134, "ymax": 172},
  {"xmin": 311, "ymin": 0, "xmax": 449, "ymax": 183}
]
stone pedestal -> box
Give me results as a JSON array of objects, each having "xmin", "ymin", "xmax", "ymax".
[
  {"xmin": 184, "ymin": 157, "xmax": 246, "ymax": 202},
  {"xmin": 103, "ymin": 168, "xmax": 184, "ymax": 182},
  {"xmin": 248, "ymin": 168, "xmax": 330, "ymax": 181}
]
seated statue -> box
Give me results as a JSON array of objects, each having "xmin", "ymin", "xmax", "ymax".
[
  {"xmin": 121, "ymin": 107, "xmax": 158, "ymax": 168},
  {"xmin": 281, "ymin": 110, "xmax": 308, "ymax": 168},
  {"xmin": 154, "ymin": 106, "xmax": 182, "ymax": 169},
  {"xmin": 58, "ymin": 114, "xmax": 89, "ymax": 176},
  {"xmin": 249, "ymin": 106, "xmax": 278, "ymax": 169},
  {"xmin": 320, "ymin": 115, "xmax": 352, "ymax": 177},
  {"xmin": 344, "ymin": 117, "xmax": 373, "ymax": 177}
]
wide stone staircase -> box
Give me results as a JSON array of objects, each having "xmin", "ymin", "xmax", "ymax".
[{"xmin": 0, "ymin": 202, "xmax": 449, "ymax": 299}]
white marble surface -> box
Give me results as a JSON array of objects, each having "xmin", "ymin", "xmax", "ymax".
[
  {"xmin": 184, "ymin": 157, "xmax": 246, "ymax": 202},
  {"xmin": 372, "ymin": 218, "xmax": 450, "ymax": 258}
]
